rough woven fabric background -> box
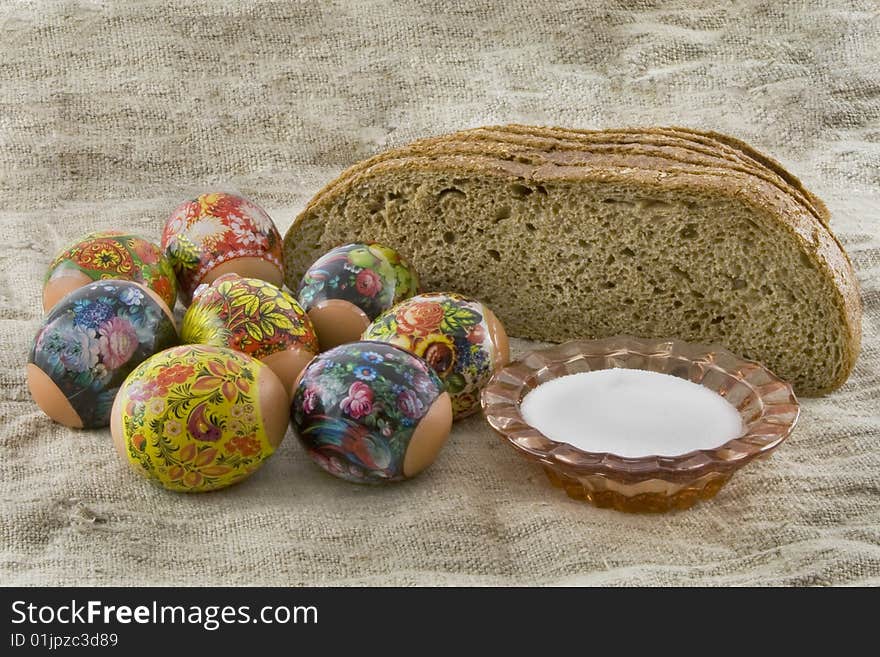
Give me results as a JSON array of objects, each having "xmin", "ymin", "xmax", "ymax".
[{"xmin": 1, "ymin": 0, "xmax": 878, "ymax": 586}]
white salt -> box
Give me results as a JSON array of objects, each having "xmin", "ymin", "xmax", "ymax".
[{"xmin": 520, "ymin": 368, "xmax": 743, "ymax": 458}]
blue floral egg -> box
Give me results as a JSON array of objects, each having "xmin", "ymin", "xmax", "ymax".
[
  {"xmin": 291, "ymin": 341, "xmax": 452, "ymax": 483},
  {"xmin": 295, "ymin": 243, "xmax": 420, "ymax": 351},
  {"xmin": 27, "ymin": 281, "xmax": 178, "ymax": 428}
]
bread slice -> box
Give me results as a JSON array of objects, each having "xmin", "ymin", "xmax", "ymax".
[
  {"xmin": 466, "ymin": 125, "xmax": 831, "ymax": 226},
  {"xmin": 283, "ymin": 126, "xmax": 861, "ymax": 395}
]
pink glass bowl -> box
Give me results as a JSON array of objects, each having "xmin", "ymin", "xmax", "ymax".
[{"xmin": 481, "ymin": 336, "xmax": 799, "ymax": 513}]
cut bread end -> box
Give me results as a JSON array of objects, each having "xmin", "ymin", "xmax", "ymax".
[{"xmin": 284, "ymin": 127, "xmax": 861, "ymax": 395}]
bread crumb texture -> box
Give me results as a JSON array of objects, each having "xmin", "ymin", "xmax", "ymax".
[{"xmin": 284, "ymin": 126, "xmax": 861, "ymax": 395}]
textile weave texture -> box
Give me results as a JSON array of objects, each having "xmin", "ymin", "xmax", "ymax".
[{"xmin": 1, "ymin": 0, "xmax": 878, "ymax": 585}]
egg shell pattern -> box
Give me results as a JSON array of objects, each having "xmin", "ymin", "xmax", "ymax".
[
  {"xmin": 115, "ymin": 344, "xmax": 280, "ymax": 492},
  {"xmin": 296, "ymin": 243, "xmax": 420, "ymax": 320},
  {"xmin": 362, "ymin": 292, "xmax": 499, "ymax": 418},
  {"xmin": 161, "ymin": 193, "xmax": 283, "ymax": 301},
  {"xmin": 183, "ymin": 274, "xmax": 319, "ymax": 360},
  {"xmin": 45, "ymin": 231, "xmax": 178, "ymax": 309},
  {"xmin": 29, "ymin": 281, "xmax": 178, "ymax": 428},
  {"xmin": 292, "ymin": 341, "xmax": 445, "ymax": 483}
]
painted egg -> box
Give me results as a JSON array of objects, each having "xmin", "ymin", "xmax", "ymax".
[
  {"xmin": 291, "ymin": 341, "xmax": 452, "ymax": 484},
  {"xmin": 27, "ymin": 281, "xmax": 178, "ymax": 429},
  {"xmin": 110, "ymin": 344, "xmax": 289, "ymax": 493},
  {"xmin": 296, "ymin": 243, "xmax": 420, "ymax": 351},
  {"xmin": 43, "ymin": 231, "xmax": 178, "ymax": 312},
  {"xmin": 182, "ymin": 273, "xmax": 319, "ymax": 397},
  {"xmin": 161, "ymin": 192, "xmax": 284, "ymax": 305},
  {"xmin": 362, "ymin": 292, "xmax": 509, "ymax": 419}
]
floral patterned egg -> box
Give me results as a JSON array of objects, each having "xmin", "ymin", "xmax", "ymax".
[
  {"xmin": 161, "ymin": 192, "xmax": 284, "ymax": 305},
  {"xmin": 291, "ymin": 341, "xmax": 452, "ymax": 484},
  {"xmin": 111, "ymin": 344, "xmax": 289, "ymax": 493},
  {"xmin": 362, "ymin": 292, "xmax": 510, "ymax": 419},
  {"xmin": 28, "ymin": 281, "xmax": 178, "ymax": 429},
  {"xmin": 43, "ymin": 231, "xmax": 178, "ymax": 312},
  {"xmin": 296, "ymin": 243, "xmax": 420, "ymax": 351},
  {"xmin": 182, "ymin": 273, "xmax": 319, "ymax": 397}
]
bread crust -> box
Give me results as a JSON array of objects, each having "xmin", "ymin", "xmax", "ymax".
[
  {"xmin": 483, "ymin": 125, "xmax": 830, "ymax": 227},
  {"xmin": 298, "ymin": 124, "xmax": 828, "ymax": 231},
  {"xmin": 284, "ymin": 127, "xmax": 861, "ymax": 394},
  {"xmin": 501, "ymin": 124, "xmax": 830, "ymax": 226}
]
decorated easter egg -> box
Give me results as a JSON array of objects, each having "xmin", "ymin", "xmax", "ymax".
[
  {"xmin": 111, "ymin": 344, "xmax": 289, "ymax": 493},
  {"xmin": 28, "ymin": 281, "xmax": 178, "ymax": 428},
  {"xmin": 362, "ymin": 292, "xmax": 509, "ymax": 419},
  {"xmin": 43, "ymin": 231, "xmax": 178, "ymax": 312},
  {"xmin": 291, "ymin": 341, "xmax": 452, "ymax": 484},
  {"xmin": 182, "ymin": 273, "xmax": 319, "ymax": 396},
  {"xmin": 296, "ymin": 243, "xmax": 419, "ymax": 351},
  {"xmin": 161, "ymin": 192, "xmax": 284, "ymax": 304}
]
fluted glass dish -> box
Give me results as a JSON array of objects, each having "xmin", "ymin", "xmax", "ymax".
[{"xmin": 481, "ymin": 336, "xmax": 799, "ymax": 513}]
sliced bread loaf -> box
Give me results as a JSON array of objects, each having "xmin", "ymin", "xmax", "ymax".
[{"xmin": 283, "ymin": 126, "xmax": 861, "ymax": 395}]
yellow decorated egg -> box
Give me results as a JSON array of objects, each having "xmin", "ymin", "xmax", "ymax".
[
  {"xmin": 296, "ymin": 243, "xmax": 420, "ymax": 351},
  {"xmin": 182, "ymin": 273, "xmax": 319, "ymax": 397},
  {"xmin": 43, "ymin": 231, "xmax": 178, "ymax": 312},
  {"xmin": 28, "ymin": 280, "xmax": 178, "ymax": 429},
  {"xmin": 361, "ymin": 292, "xmax": 509, "ymax": 419},
  {"xmin": 110, "ymin": 344, "xmax": 289, "ymax": 492},
  {"xmin": 161, "ymin": 192, "xmax": 284, "ymax": 305}
]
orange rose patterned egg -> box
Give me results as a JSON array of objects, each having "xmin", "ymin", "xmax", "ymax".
[
  {"xmin": 182, "ymin": 273, "xmax": 319, "ymax": 397},
  {"xmin": 43, "ymin": 231, "xmax": 178, "ymax": 312},
  {"xmin": 28, "ymin": 281, "xmax": 178, "ymax": 429},
  {"xmin": 362, "ymin": 292, "xmax": 509, "ymax": 419},
  {"xmin": 161, "ymin": 192, "xmax": 284, "ymax": 305},
  {"xmin": 296, "ymin": 243, "xmax": 419, "ymax": 351},
  {"xmin": 111, "ymin": 344, "xmax": 289, "ymax": 493},
  {"xmin": 291, "ymin": 341, "xmax": 452, "ymax": 484}
]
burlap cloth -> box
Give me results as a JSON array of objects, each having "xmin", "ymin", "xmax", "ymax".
[{"xmin": 1, "ymin": 0, "xmax": 878, "ymax": 586}]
